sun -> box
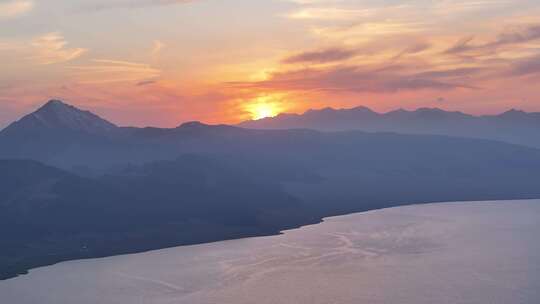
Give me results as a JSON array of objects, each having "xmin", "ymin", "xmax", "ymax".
[
  {"xmin": 246, "ymin": 95, "xmax": 283, "ymax": 120},
  {"xmin": 252, "ymin": 103, "xmax": 277, "ymax": 120}
]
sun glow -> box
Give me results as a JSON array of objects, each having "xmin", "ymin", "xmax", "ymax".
[
  {"xmin": 252, "ymin": 103, "xmax": 277, "ymax": 120},
  {"xmin": 246, "ymin": 95, "xmax": 284, "ymax": 120}
]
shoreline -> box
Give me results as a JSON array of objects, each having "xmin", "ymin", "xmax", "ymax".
[{"xmin": 3, "ymin": 198, "xmax": 538, "ymax": 282}]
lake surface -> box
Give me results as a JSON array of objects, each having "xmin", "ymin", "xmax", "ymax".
[{"xmin": 1, "ymin": 200, "xmax": 539, "ymax": 304}]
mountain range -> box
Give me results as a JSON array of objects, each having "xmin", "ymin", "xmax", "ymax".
[
  {"xmin": 239, "ymin": 106, "xmax": 540, "ymax": 148},
  {"xmin": 1, "ymin": 100, "xmax": 540, "ymax": 280}
]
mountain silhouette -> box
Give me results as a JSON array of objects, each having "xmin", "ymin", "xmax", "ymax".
[
  {"xmin": 239, "ymin": 106, "xmax": 540, "ymax": 148},
  {"xmin": 0, "ymin": 100, "xmax": 128, "ymax": 169},
  {"xmin": 2, "ymin": 100, "xmax": 117, "ymax": 135}
]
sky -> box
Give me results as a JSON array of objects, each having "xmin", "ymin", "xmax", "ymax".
[{"xmin": 1, "ymin": 0, "xmax": 540, "ymax": 127}]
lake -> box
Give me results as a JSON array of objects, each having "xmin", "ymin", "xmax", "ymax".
[{"xmin": 1, "ymin": 200, "xmax": 539, "ymax": 304}]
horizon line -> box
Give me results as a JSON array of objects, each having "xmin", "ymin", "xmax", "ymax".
[{"xmin": 1, "ymin": 98, "xmax": 538, "ymax": 131}]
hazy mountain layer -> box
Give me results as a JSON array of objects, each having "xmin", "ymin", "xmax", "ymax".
[{"xmin": 240, "ymin": 106, "xmax": 540, "ymax": 148}]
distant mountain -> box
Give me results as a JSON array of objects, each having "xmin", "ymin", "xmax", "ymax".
[
  {"xmin": 0, "ymin": 100, "xmax": 125, "ymax": 168},
  {"xmin": 2, "ymin": 100, "xmax": 117, "ymax": 135},
  {"xmin": 3, "ymin": 100, "xmax": 540, "ymax": 170},
  {"xmin": 239, "ymin": 106, "xmax": 540, "ymax": 148}
]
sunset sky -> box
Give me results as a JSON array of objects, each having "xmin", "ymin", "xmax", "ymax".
[{"xmin": 1, "ymin": 0, "xmax": 540, "ymax": 127}]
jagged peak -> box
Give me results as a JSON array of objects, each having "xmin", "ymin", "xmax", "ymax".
[
  {"xmin": 178, "ymin": 121, "xmax": 209, "ymax": 128},
  {"xmin": 386, "ymin": 108, "xmax": 409, "ymax": 114},
  {"xmin": 304, "ymin": 107, "xmax": 332, "ymax": 115},
  {"xmin": 44, "ymin": 99, "xmax": 65, "ymax": 106},
  {"xmin": 176, "ymin": 121, "xmax": 241, "ymax": 134},
  {"xmin": 178, "ymin": 121, "xmax": 238, "ymax": 130},
  {"xmin": 415, "ymin": 107, "xmax": 471, "ymax": 116},
  {"xmin": 350, "ymin": 105, "xmax": 375, "ymax": 112},
  {"xmin": 416, "ymin": 107, "xmax": 446, "ymax": 113},
  {"xmin": 502, "ymin": 108, "xmax": 526, "ymax": 115},
  {"xmin": 303, "ymin": 105, "xmax": 376, "ymax": 115}
]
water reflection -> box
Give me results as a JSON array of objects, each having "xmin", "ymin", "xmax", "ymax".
[{"xmin": 1, "ymin": 200, "xmax": 539, "ymax": 304}]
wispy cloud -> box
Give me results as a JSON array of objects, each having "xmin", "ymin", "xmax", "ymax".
[
  {"xmin": 286, "ymin": 7, "xmax": 374, "ymax": 20},
  {"xmin": 151, "ymin": 40, "xmax": 165, "ymax": 59},
  {"xmin": 80, "ymin": 0, "xmax": 195, "ymax": 11},
  {"xmin": 392, "ymin": 42, "xmax": 432, "ymax": 60},
  {"xmin": 152, "ymin": 40, "xmax": 165, "ymax": 54},
  {"xmin": 0, "ymin": 0, "xmax": 33, "ymax": 18},
  {"xmin": 228, "ymin": 64, "xmax": 477, "ymax": 94},
  {"xmin": 283, "ymin": 47, "xmax": 358, "ymax": 64},
  {"xmin": 433, "ymin": 0, "xmax": 512, "ymax": 14},
  {"xmin": 506, "ymin": 55, "xmax": 540, "ymax": 77},
  {"xmin": 313, "ymin": 21, "xmax": 428, "ymax": 43},
  {"xmin": 30, "ymin": 32, "xmax": 87, "ymax": 64},
  {"xmin": 136, "ymin": 80, "xmax": 157, "ymax": 86},
  {"xmin": 70, "ymin": 59, "xmax": 161, "ymax": 84},
  {"xmin": 444, "ymin": 23, "xmax": 540, "ymax": 59}
]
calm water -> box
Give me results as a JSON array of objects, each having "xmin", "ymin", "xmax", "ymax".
[{"xmin": 1, "ymin": 200, "xmax": 539, "ymax": 304}]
